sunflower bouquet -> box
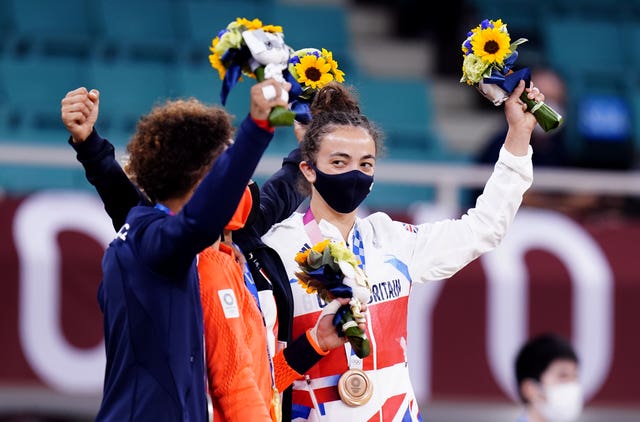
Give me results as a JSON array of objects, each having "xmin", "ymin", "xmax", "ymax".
[
  {"xmin": 209, "ymin": 17, "xmax": 296, "ymax": 126},
  {"xmin": 295, "ymin": 239, "xmax": 371, "ymax": 358},
  {"xmin": 460, "ymin": 18, "xmax": 563, "ymax": 132},
  {"xmin": 286, "ymin": 48, "xmax": 346, "ymax": 124}
]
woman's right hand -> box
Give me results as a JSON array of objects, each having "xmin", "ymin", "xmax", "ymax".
[
  {"xmin": 310, "ymin": 298, "xmax": 367, "ymax": 352},
  {"xmin": 250, "ymin": 79, "xmax": 290, "ymax": 123},
  {"xmin": 61, "ymin": 87, "xmax": 100, "ymax": 143}
]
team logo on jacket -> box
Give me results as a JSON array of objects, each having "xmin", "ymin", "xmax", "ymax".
[
  {"xmin": 218, "ymin": 289, "xmax": 239, "ymax": 318},
  {"xmin": 115, "ymin": 223, "xmax": 129, "ymax": 241}
]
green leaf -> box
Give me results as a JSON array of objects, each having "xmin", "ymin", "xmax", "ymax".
[{"xmin": 307, "ymin": 249, "xmax": 324, "ymax": 268}]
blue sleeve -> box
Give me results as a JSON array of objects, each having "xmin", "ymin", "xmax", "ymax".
[
  {"xmin": 69, "ymin": 129, "xmax": 148, "ymax": 230},
  {"xmin": 251, "ymin": 147, "xmax": 306, "ymax": 236},
  {"xmin": 137, "ymin": 116, "xmax": 273, "ymax": 271}
]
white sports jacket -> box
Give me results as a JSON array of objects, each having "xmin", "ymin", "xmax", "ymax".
[{"xmin": 262, "ymin": 146, "xmax": 533, "ymax": 421}]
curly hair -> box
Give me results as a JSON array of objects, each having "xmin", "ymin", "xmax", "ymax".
[{"xmin": 125, "ymin": 98, "xmax": 234, "ymax": 202}]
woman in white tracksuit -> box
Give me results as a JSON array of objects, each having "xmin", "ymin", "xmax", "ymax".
[{"xmin": 262, "ymin": 80, "xmax": 544, "ymax": 421}]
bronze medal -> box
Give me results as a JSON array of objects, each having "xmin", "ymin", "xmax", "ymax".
[{"xmin": 337, "ymin": 368, "xmax": 373, "ymax": 406}]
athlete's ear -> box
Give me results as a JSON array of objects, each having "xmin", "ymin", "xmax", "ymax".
[{"xmin": 300, "ymin": 161, "xmax": 316, "ymax": 183}]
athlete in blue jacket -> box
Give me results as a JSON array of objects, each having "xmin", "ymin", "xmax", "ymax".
[
  {"xmin": 61, "ymin": 79, "xmax": 290, "ymax": 421},
  {"xmin": 64, "ymin": 81, "xmax": 362, "ymax": 422}
]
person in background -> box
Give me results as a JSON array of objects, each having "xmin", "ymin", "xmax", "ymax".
[
  {"xmin": 477, "ymin": 68, "xmax": 570, "ymax": 167},
  {"xmin": 514, "ymin": 332, "xmax": 583, "ymax": 422},
  {"xmin": 473, "ymin": 67, "xmax": 601, "ymax": 220},
  {"xmin": 261, "ymin": 79, "xmax": 544, "ymax": 421},
  {"xmin": 60, "ymin": 78, "xmax": 283, "ymax": 420}
]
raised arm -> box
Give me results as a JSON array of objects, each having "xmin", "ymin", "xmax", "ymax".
[
  {"xmin": 61, "ymin": 88, "xmax": 146, "ymax": 230},
  {"xmin": 142, "ymin": 80, "xmax": 291, "ymax": 268}
]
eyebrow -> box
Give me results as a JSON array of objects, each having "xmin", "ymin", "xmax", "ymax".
[{"xmin": 329, "ymin": 152, "xmax": 376, "ymax": 161}]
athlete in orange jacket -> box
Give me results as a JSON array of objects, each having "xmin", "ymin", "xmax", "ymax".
[{"xmin": 199, "ymin": 185, "xmax": 361, "ymax": 422}]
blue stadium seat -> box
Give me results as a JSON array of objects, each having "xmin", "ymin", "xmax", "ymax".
[
  {"xmin": 88, "ymin": 60, "xmax": 178, "ymax": 145},
  {"xmin": 263, "ymin": 4, "xmax": 350, "ymax": 53},
  {"xmin": 467, "ymin": 0, "xmax": 546, "ymax": 32},
  {"xmin": 4, "ymin": 0, "xmax": 99, "ymax": 59},
  {"xmin": 542, "ymin": 18, "xmax": 624, "ymax": 77},
  {"xmin": 629, "ymin": 91, "xmax": 640, "ymax": 155},
  {"xmin": 176, "ymin": 64, "xmax": 225, "ymax": 106},
  {"xmin": 625, "ymin": 22, "xmax": 640, "ymax": 70},
  {"xmin": 180, "ymin": 0, "xmax": 266, "ymax": 67},
  {"xmin": 0, "ymin": 1, "xmax": 13, "ymax": 55},
  {"xmin": 350, "ymin": 74, "xmax": 454, "ymax": 161},
  {"xmin": 0, "ymin": 56, "xmax": 91, "ymax": 143},
  {"xmin": 550, "ymin": 0, "xmax": 636, "ymax": 20},
  {"xmin": 541, "ymin": 17, "xmax": 630, "ymax": 165},
  {"xmin": 263, "ymin": 4, "xmax": 356, "ymax": 76},
  {"xmin": 93, "ymin": 0, "xmax": 182, "ymax": 63}
]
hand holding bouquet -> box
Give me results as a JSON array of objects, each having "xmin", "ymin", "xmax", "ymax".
[
  {"xmin": 295, "ymin": 239, "xmax": 371, "ymax": 358},
  {"xmin": 209, "ymin": 17, "xmax": 296, "ymax": 126},
  {"xmin": 460, "ymin": 19, "xmax": 563, "ymax": 132}
]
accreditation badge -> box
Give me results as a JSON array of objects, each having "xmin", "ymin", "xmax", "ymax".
[{"xmin": 337, "ymin": 368, "xmax": 373, "ymax": 406}]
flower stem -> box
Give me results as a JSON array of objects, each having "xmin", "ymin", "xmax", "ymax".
[
  {"xmin": 520, "ymin": 92, "xmax": 564, "ymax": 133},
  {"xmin": 336, "ymin": 305, "xmax": 370, "ymax": 358}
]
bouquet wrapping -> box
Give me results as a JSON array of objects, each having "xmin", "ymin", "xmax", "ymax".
[
  {"xmin": 460, "ymin": 19, "xmax": 563, "ymax": 132},
  {"xmin": 209, "ymin": 17, "xmax": 295, "ymax": 126},
  {"xmin": 294, "ymin": 239, "xmax": 371, "ymax": 358}
]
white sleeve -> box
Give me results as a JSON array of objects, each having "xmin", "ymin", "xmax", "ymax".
[{"xmin": 409, "ymin": 145, "xmax": 533, "ymax": 282}]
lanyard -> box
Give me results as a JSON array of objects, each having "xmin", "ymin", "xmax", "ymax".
[
  {"xmin": 302, "ymin": 208, "xmax": 365, "ymax": 268},
  {"xmin": 235, "ymin": 243, "xmax": 280, "ymax": 420},
  {"xmin": 154, "ymin": 203, "xmax": 174, "ymax": 215},
  {"xmin": 239, "ymin": 246, "xmax": 261, "ymax": 308}
]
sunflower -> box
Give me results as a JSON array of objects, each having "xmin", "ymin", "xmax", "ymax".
[
  {"xmin": 208, "ymin": 38, "xmax": 226, "ymax": 79},
  {"xmin": 470, "ymin": 24, "xmax": 511, "ymax": 66},
  {"xmin": 321, "ymin": 48, "xmax": 345, "ymax": 83},
  {"xmin": 295, "ymin": 239, "xmax": 330, "ymax": 266},
  {"xmin": 294, "ymin": 54, "xmax": 334, "ymax": 90},
  {"xmin": 262, "ymin": 24, "xmax": 283, "ymax": 33},
  {"xmin": 297, "ymin": 278, "xmax": 318, "ymax": 294},
  {"xmin": 235, "ymin": 17, "xmax": 263, "ymax": 30}
]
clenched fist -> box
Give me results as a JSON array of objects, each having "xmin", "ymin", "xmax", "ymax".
[{"xmin": 61, "ymin": 87, "xmax": 100, "ymax": 143}]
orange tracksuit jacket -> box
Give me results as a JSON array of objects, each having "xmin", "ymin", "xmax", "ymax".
[{"xmin": 198, "ymin": 243, "xmax": 320, "ymax": 421}]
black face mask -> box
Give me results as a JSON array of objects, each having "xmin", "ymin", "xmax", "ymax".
[
  {"xmin": 245, "ymin": 181, "xmax": 261, "ymax": 228},
  {"xmin": 309, "ymin": 162, "xmax": 374, "ymax": 213}
]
